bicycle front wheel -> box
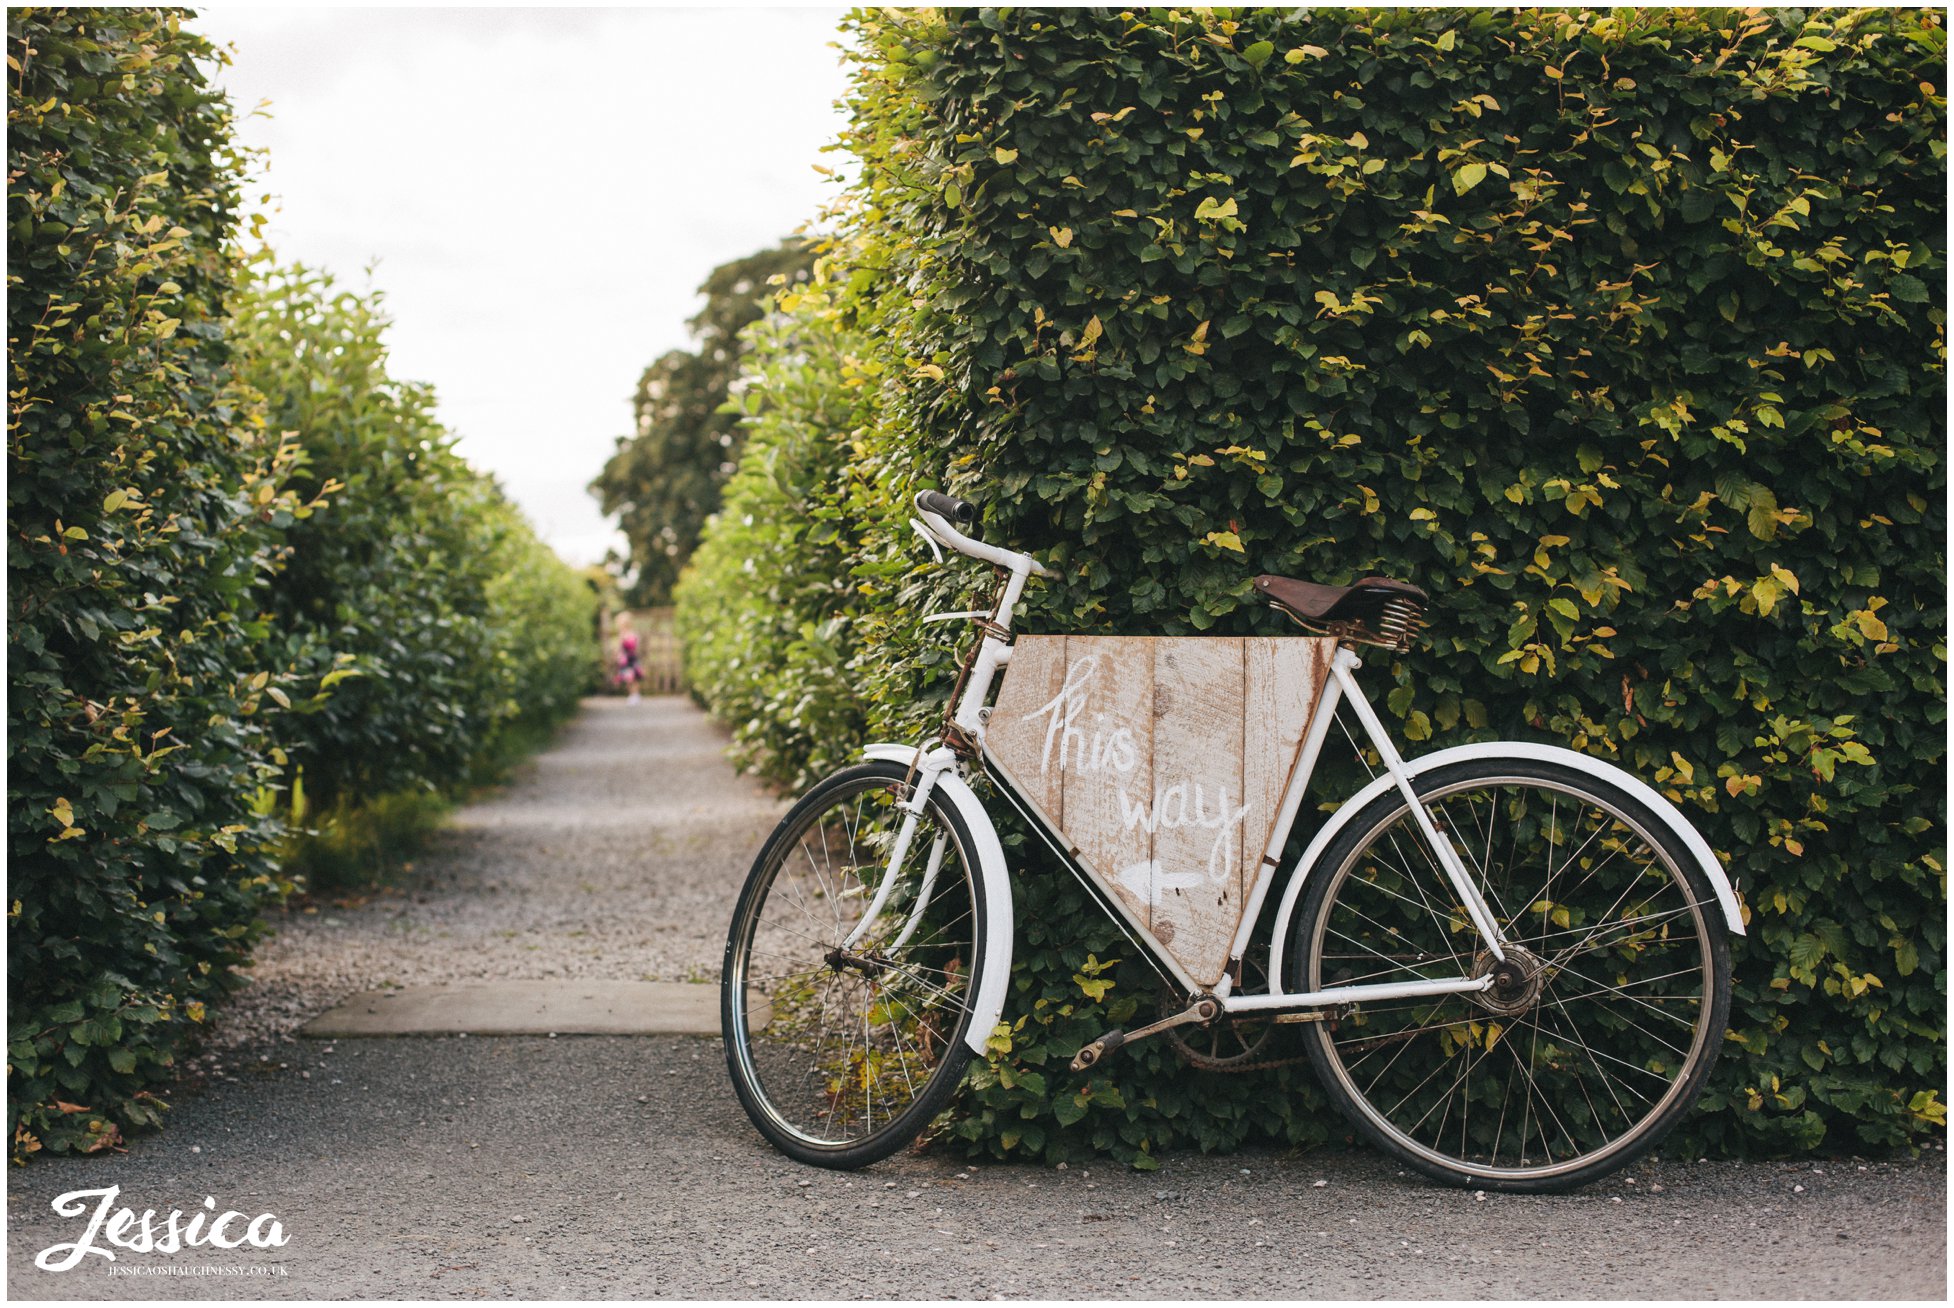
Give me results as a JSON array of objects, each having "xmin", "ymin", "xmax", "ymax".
[
  {"xmin": 1293, "ymin": 757, "xmax": 1731, "ymax": 1191},
  {"xmin": 722, "ymin": 761, "xmax": 987, "ymax": 1168}
]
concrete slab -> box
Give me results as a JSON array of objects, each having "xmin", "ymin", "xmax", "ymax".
[{"xmin": 300, "ymin": 980, "xmax": 720, "ymax": 1038}]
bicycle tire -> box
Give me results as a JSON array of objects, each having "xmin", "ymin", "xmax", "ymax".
[
  {"xmin": 722, "ymin": 761, "xmax": 987, "ymax": 1168},
  {"xmin": 1292, "ymin": 756, "xmax": 1732, "ymax": 1192}
]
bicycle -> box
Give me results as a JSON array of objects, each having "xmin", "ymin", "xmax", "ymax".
[{"xmin": 721, "ymin": 485, "xmax": 1741, "ymax": 1191}]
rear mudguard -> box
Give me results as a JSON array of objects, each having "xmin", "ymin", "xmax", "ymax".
[
  {"xmin": 1267, "ymin": 742, "xmax": 1745, "ymax": 988},
  {"xmin": 863, "ymin": 744, "xmax": 1013, "ymax": 1056}
]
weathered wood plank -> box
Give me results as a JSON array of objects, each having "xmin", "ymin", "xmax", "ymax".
[
  {"xmin": 982, "ymin": 635, "xmax": 1071, "ymax": 825},
  {"xmin": 983, "ymin": 635, "xmax": 1337, "ymax": 988},
  {"xmin": 1055, "ymin": 638, "xmax": 1156, "ymax": 934},
  {"xmin": 1146, "ymin": 639, "xmax": 1248, "ymax": 985},
  {"xmin": 1240, "ymin": 637, "xmax": 1331, "ymax": 885}
]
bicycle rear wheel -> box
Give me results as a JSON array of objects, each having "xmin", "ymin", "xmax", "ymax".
[
  {"xmin": 1293, "ymin": 757, "xmax": 1731, "ymax": 1191},
  {"xmin": 722, "ymin": 761, "xmax": 986, "ymax": 1168}
]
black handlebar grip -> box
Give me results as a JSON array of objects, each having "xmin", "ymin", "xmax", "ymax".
[{"xmin": 914, "ymin": 489, "xmax": 978, "ymax": 526}]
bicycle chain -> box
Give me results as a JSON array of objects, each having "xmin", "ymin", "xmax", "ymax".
[
  {"xmin": 1170, "ymin": 1042, "xmax": 1309, "ymax": 1074},
  {"xmin": 1157, "ymin": 982, "xmax": 1310, "ymax": 1073}
]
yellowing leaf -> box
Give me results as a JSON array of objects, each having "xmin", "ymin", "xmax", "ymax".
[
  {"xmin": 1453, "ymin": 161, "xmax": 1488, "ymax": 195},
  {"xmin": 1050, "ymin": 226, "xmax": 1073, "ymax": 248},
  {"xmin": 994, "ymin": 146, "xmax": 1018, "ymax": 165},
  {"xmin": 1202, "ymin": 530, "xmax": 1245, "ymax": 554},
  {"xmin": 1193, "ymin": 195, "xmax": 1239, "ymax": 222}
]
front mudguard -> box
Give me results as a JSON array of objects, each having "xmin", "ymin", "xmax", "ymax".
[{"xmin": 863, "ymin": 744, "xmax": 1014, "ymax": 1056}]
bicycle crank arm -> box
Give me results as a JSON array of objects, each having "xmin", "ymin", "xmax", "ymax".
[{"xmin": 1071, "ymin": 997, "xmax": 1220, "ymax": 1071}]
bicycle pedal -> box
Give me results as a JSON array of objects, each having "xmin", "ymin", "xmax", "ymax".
[{"xmin": 1070, "ymin": 1029, "xmax": 1126, "ymax": 1071}]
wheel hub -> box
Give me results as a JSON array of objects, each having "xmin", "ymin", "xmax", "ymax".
[
  {"xmin": 824, "ymin": 947, "xmax": 890, "ymax": 979},
  {"xmin": 1469, "ymin": 944, "xmax": 1545, "ymax": 1017}
]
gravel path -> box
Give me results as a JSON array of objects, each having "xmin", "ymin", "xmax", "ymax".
[
  {"xmin": 8, "ymin": 695, "xmax": 1946, "ymax": 1299},
  {"xmin": 188, "ymin": 696, "xmax": 787, "ymax": 1069}
]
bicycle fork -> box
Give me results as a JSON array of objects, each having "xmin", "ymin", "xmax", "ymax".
[{"xmin": 838, "ymin": 758, "xmax": 952, "ymax": 958}]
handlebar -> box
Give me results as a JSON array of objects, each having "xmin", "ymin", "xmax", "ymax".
[
  {"xmin": 914, "ymin": 489, "xmax": 977, "ymax": 526},
  {"xmin": 911, "ymin": 487, "xmax": 1052, "ymax": 578}
]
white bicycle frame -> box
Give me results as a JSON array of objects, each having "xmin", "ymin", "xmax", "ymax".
[{"xmin": 862, "ymin": 502, "xmax": 1745, "ymax": 1054}]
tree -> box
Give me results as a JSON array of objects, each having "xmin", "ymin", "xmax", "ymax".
[{"xmin": 591, "ymin": 241, "xmax": 814, "ymax": 605}]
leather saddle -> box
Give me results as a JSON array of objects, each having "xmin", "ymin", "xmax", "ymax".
[{"xmin": 1253, "ymin": 573, "xmax": 1429, "ymax": 649}]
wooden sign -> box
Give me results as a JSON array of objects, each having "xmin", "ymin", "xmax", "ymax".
[{"xmin": 983, "ymin": 636, "xmax": 1336, "ymax": 986}]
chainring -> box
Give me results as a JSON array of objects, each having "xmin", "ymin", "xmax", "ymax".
[{"xmin": 1157, "ymin": 957, "xmax": 1300, "ymax": 1072}]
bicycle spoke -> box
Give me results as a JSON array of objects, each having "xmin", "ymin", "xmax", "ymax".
[
  {"xmin": 1437, "ymin": 792, "xmax": 1517, "ymax": 929},
  {"xmin": 1534, "ymin": 902, "xmax": 1703, "ymax": 957},
  {"xmin": 1376, "ymin": 823, "xmax": 1470, "ymax": 972},
  {"xmin": 1321, "ymin": 910, "xmax": 1454, "ymax": 983},
  {"xmin": 1529, "ymin": 1002, "xmax": 1673, "ymax": 1093},
  {"xmin": 1326, "ymin": 859, "xmax": 1467, "ymax": 941}
]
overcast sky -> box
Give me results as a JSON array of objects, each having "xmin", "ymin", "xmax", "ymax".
[{"xmin": 193, "ymin": 7, "xmax": 853, "ymax": 566}]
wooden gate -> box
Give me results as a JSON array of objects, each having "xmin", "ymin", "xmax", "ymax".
[{"xmin": 605, "ymin": 607, "xmax": 686, "ymax": 695}]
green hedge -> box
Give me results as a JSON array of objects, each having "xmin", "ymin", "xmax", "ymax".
[
  {"xmin": 233, "ymin": 261, "xmax": 597, "ymax": 823},
  {"xmin": 683, "ymin": 6, "xmax": 1946, "ymax": 1164},
  {"xmin": 673, "ymin": 271, "xmax": 876, "ymax": 787},
  {"xmin": 7, "ymin": 8, "xmax": 307, "ymax": 1159},
  {"xmin": 8, "ymin": 11, "xmax": 598, "ymax": 1160}
]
